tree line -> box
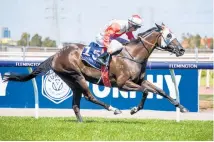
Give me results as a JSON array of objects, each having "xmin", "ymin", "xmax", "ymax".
[
  {"xmin": 181, "ymin": 33, "xmax": 213, "ymax": 49},
  {"xmin": 9, "ymin": 32, "xmax": 214, "ymax": 49},
  {"xmin": 17, "ymin": 33, "xmax": 56, "ymax": 47}
]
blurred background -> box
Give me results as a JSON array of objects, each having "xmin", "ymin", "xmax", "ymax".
[{"xmin": 0, "ymin": 0, "xmax": 213, "ymax": 48}]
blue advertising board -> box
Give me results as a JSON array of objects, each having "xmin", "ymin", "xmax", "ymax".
[{"xmin": 0, "ymin": 66, "xmax": 198, "ymax": 112}]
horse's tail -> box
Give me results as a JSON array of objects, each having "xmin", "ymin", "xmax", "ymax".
[{"xmin": 4, "ymin": 56, "xmax": 54, "ymax": 82}]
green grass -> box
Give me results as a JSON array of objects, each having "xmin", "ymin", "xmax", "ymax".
[{"xmin": 0, "ymin": 117, "xmax": 213, "ymax": 141}]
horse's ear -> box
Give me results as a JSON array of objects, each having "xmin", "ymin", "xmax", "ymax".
[
  {"xmin": 161, "ymin": 22, "xmax": 165, "ymax": 26},
  {"xmin": 155, "ymin": 23, "xmax": 162, "ymax": 30}
]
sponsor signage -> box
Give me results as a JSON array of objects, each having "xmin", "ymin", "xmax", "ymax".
[{"xmin": 0, "ymin": 67, "xmax": 198, "ymax": 112}]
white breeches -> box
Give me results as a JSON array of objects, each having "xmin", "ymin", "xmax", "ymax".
[
  {"xmin": 108, "ymin": 40, "xmax": 123, "ymax": 53},
  {"xmin": 95, "ymin": 35, "xmax": 124, "ymax": 54}
]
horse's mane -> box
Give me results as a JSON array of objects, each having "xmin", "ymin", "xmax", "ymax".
[
  {"xmin": 125, "ymin": 27, "xmax": 158, "ymax": 45},
  {"xmin": 138, "ymin": 27, "xmax": 158, "ymax": 37}
]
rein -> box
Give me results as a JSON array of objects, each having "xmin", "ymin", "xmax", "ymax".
[
  {"xmin": 117, "ymin": 30, "xmax": 161, "ymax": 65},
  {"xmin": 117, "ymin": 49, "xmax": 144, "ymax": 65}
]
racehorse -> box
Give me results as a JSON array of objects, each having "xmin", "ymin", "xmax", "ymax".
[{"xmin": 4, "ymin": 23, "xmax": 188, "ymax": 122}]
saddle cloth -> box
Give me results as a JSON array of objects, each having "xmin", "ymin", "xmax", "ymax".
[
  {"xmin": 81, "ymin": 42, "xmax": 103, "ymax": 70},
  {"xmin": 81, "ymin": 42, "xmax": 111, "ymax": 87}
]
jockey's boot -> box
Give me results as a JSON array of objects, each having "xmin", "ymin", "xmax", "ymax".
[{"xmin": 96, "ymin": 52, "xmax": 109, "ymax": 66}]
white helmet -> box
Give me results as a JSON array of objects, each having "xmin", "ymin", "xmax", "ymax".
[{"xmin": 128, "ymin": 15, "xmax": 143, "ymax": 27}]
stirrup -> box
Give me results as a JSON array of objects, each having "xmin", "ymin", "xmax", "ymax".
[
  {"xmin": 96, "ymin": 52, "xmax": 110, "ymax": 66},
  {"xmin": 97, "ymin": 58, "xmax": 107, "ymax": 66}
]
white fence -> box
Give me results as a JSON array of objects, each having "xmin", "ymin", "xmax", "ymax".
[
  {"xmin": 0, "ymin": 47, "xmax": 213, "ymax": 89},
  {"xmin": 0, "ymin": 51, "xmax": 213, "ymax": 62}
]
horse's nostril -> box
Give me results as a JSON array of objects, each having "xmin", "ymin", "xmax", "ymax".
[
  {"xmin": 180, "ymin": 49, "xmax": 185, "ymax": 52},
  {"xmin": 180, "ymin": 49, "xmax": 185, "ymax": 54}
]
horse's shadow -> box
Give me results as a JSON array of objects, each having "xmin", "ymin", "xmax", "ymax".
[{"xmin": 61, "ymin": 118, "xmax": 146, "ymax": 125}]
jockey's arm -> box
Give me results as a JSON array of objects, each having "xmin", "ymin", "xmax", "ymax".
[
  {"xmin": 126, "ymin": 32, "xmax": 135, "ymax": 40},
  {"xmin": 103, "ymin": 23, "xmax": 120, "ymax": 48}
]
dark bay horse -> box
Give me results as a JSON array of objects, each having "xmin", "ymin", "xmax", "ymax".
[{"xmin": 4, "ymin": 23, "xmax": 188, "ymax": 122}]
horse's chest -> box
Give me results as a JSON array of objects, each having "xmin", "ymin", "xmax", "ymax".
[
  {"xmin": 130, "ymin": 69, "xmax": 142, "ymax": 82},
  {"xmin": 123, "ymin": 63, "xmax": 142, "ymax": 81},
  {"xmin": 111, "ymin": 56, "xmax": 142, "ymax": 83}
]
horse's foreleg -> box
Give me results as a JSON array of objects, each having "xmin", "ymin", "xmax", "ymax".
[
  {"xmin": 120, "ymin": 80, "xmax": 149, "ymax": 114},
  {"xmin": 141, "ymin": 80, "xmax": 189, "ymax": 113},
  {"xmin": 121, "ymin": 80, "xmax": 146, "ymax": 91},
  {"xmin": 130, "ymin": 92, "xmax": 148, "ymax": 115}
]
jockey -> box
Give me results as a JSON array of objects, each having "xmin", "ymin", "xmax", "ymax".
[{"xmin": 96, "ymin": 15, "xmax": 143, "ymax": 65}]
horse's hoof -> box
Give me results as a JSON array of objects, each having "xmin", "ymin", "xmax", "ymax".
[
  {"xmin": 130, "ymin": 107, "xmax": 138, "ymax": 115},
  {"xmin": 76, "ymin": 115, "xmax": 83, "ymax": 122},
  {"xmin": 180, "ymin": 107, "xmax": 189, "ymax": 113},
  {"xmin": 3, "ymin": 75, "xmax": 9, "ymax": 82},
  {"xmin": 114, "ymin": 109, "xmax": 122, "ymax": 115},
  {"xmin": 77, "ymin": 120, "xmax": 83, "ymax": 123}
]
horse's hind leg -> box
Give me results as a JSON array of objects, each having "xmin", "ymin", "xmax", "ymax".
[
  {"xmin": 55, "ymin": 70, "xmax": 121, "ymax": 119},
  {"xmin": 51, "ymin": 71, "xmax": 84, "ymax": 122},
  {"xmin": 77, "ymin": 77, "xmax": 122, "ymax": 114},
  {"xmin": 141, "ymin": 80, "xmax": 189, "ymax": 113},
  {"xmin": 72, "ymin": 89, "xmax": 83, "ymax": 122}
]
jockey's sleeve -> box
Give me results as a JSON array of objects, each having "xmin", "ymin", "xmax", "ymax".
[
  {"xmin": 126, "ymin": 32, "xmax": 135, "ymax": 40},
  {"xmin": 103, "ymin": 23, "xmax": 120, "ymax": 47}
]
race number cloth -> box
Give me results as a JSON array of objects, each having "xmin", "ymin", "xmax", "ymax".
[
  {"xmin": 81, "ymin": 42, "xmax": 102, "ymax": 70},
  {"xmin": 81, "ymin": 42, "xmax": 111, "ymax": 87}
]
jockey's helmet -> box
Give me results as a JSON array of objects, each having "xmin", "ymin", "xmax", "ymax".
[{"xmin": 128, "ymin": 15, "xmax": 143, "ymax": 29}]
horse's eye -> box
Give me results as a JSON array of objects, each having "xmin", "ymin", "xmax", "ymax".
[{"xmin": 167, "ymin": 33, "xmax": 172, "ymax": 39}]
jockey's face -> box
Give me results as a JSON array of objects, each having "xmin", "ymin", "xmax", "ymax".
[
  {"xmin": 129, "ymin": 26, "xmax": 137, "ymax": 32},
  {"xmin": 128, "ymin": 22, "xmax": 141, "ymax": 32}
]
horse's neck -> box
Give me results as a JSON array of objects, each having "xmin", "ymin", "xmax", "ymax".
[
  {"xmin": 124, "ymin": 31, "xmax": 159, "ymax": 63},
  {"xmin": 124, "ymin": 40, "xmax": 155, "ymax": 63}
]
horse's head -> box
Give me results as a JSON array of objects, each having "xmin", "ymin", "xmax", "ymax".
[{"xmin": 155, "ymin": 23, "xmax": 185, "ymax": 56}]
